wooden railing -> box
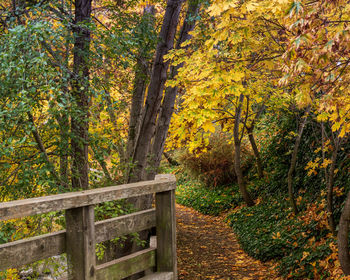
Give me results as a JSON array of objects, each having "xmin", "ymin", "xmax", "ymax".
[{"xmin": 0, "ymin": 174, "xmax": 177, "ymax": 280}]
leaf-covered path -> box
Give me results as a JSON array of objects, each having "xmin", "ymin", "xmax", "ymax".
[{"xmin": 176, "ymin": 204, "xmax": 281, "ymax": 280}]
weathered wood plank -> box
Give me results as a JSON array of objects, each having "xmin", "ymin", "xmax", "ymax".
[
  {"xmin": 95, "ymin": 248, "xmax": 156, "ymax": 280},
  {"xmin": 58, "ymin": 270, "xmax": 172, "ymax": 280},
  {"xmin": 95, "ymin": 209, "xmax": 156, "ymax": 244},
  {"xmin": 139, "ymin": 272, "xmax": 173, "ymax": 280},
  {"xmin": 0, "ymin": 230, "xmax": 66, "ymax": 270},
  {"xmin": 155, "ymin": 174, "xmax": 176, "ymax": 181},
  {"xmin": 0, "ymin": 177, "xmax": 176, "ymax": 221},
  {"xmin": 0, "ymin": 209, "xmax": 156, "ymax": 270},
  {"xmin": 65, "ymin": 206, "xmax": 96, "ymax": 280},
  {"xmin": 155, "ymin": 189, "xmax": 177, "ymax": 279}
]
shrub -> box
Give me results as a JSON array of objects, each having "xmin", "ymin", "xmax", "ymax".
[{"xmin": 178, "ymin": 132, "xmax": 253, "ymax": 188}]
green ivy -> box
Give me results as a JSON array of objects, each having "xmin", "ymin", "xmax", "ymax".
[{"xmin": 176, "ymin": 171, "xmax": 242, "ymax": 216}]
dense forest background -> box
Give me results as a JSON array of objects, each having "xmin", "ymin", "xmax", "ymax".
[{"xmin": 0, "ymin": 0, "xmax": 349, "ymax": 279}]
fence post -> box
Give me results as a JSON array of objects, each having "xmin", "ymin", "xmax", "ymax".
[
  {"xmin": 65, "ymin": 205, "xmax": 96, "ymax": 280},
  {"xmin": 155, "ymin": 174, "xmax": 177, "ymax": 279}
]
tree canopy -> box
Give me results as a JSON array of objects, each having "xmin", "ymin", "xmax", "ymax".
[{"xmin": 0, "ymin": 0, "xmax": 349, "ymax": 279}]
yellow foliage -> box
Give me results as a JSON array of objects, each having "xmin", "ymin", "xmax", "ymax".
[
  {"xmin": 0, "ymin": 269, "xmax": 20, "ymax": 280},
  {"xmin": 167, "ymin": 0, "xmax": 287, "ymax": 152}
]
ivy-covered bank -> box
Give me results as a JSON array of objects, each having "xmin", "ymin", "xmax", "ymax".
[
  {"xmin": 174, "ymin": 168, "xmax": 339, "ymax": 279},
  {"xmin": 173, "ymin": 113, "xmax": 350, "ymax": 280}
]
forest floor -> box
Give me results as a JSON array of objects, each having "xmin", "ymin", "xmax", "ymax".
[{"xmin": 176, "ymin": 204, "xmax": 281, "ymax": 280}]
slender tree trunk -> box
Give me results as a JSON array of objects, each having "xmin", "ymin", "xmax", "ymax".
[
  {"xmin": 56, "ymin": 111, "xmax": 69, "ymax": 187},
  {"xmin": 70, "ymin": 0, "xmax": 91, "ymax": 190},
  {"xmin": 147, "ymin": 0, "xmax": 200, "ymax": 180},
  {"xmin": 128, "ymin": 0, "xmax": 184, "ymax": 183},
  {"xmin": 125, "ymin": 62, "xmax": 148, "ymax": 167},
  {"xmin": 243, "ymin": 103, "xmax": 265, "ymax": 179},
  {"xmin": 104, "ymin": 87, "xmax": 126, "ymax": 161},
  {"xmin": 126, "ymin": 5, "xmax": 155, "ymax": 165},
  {"xmin": 110, "ymin": 4, "xmax": 184, "ymax": 277},
  {"xmin": 233, "ymin": 94, "xmax": 254, "ymax": 207},
  {"xmin": 27, "ymin": 111, "xmax": 62, "ymax": 184},
  {"xmin": 91, "ymin": 144, "xmax": 113, "ymax": 182},
  {"xmin": 322, "ymin": 123, "xmax": 340, "ymax": 236},
  {"xmin": 338, "ymin": 190, "xmax": 350, "ymax": 275},
  {"xmin": 287, "ymin": 106, "xmax": 310, "ymax": 215},
  {"xmin": 326, "ymin": 144, "xmax": 338, "ymax": 235},
  {"xmin": 123, "ymin": 5, "xmax": 184, "ymax": 278},
  {"xmin": 59, "ymin": 124, "xmax": 69, "ymax": 185},
  {"xmin": 58, "ymin": 23, "xmax": 72, "ymax": 189},
  {"xmin": 247, "ymin": 128, "xmax": 264, "ymax": 178},
  {"xmin": 163, "ymin": 151, "xmax": 179, "ymax": 166}
]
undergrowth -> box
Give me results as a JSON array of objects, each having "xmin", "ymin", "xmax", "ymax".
[
  {"xmin": 227, "ymin": 197, "xmax": 333, "ymax": 279},
  {"xmin": 175, "ymin": 169, "xmax": 242, "ymax": 216},
  {"xmin": 177, "ymin": 132, "xmax": 253, "ymax": 187},
  {"xmin": 171, "ymin": 114, "xmax": 350, "ymax": 279},
  {"xmin": 175, "ymin": 168, "xmax": 337, "ymax": 279}
]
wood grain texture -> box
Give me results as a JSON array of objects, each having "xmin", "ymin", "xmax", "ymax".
[
  {"xmin": 95, "ymin": 248, "xmax": 156, "ymax": 280},
  {"xmin": 65, "ymin": 206, "xmax": 96, "ymax": 280},
  {"xmin": 0, "ymin": 209, "xmax": 156, "ymax": 270},
  {"xmin": 95, "ymin": 209, "xmax": 156, "ymax": 244},
  {"xmin": 0, "ymin": 230, "xmax": 66, "ymax": 270},
  {"xmin": 0, "ymin": 174, "xmax": 177, "ymax": 279},
  {"xmin": 0, "ymin": 177, "xmax": 175, "ymax": 221},
  {"xmin": 155, "ymin": 174, "xmax": 176, "ymax": 181},
  {"xmin": 155, "ymin": 189, "xmax": 177, "ymax": 279}
]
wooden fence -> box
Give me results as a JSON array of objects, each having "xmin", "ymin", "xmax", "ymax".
[{"xmin": 0, "ymin": 174, "xmax": 177, "ymax": 280}]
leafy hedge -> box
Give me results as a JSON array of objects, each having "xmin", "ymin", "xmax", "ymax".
[{"xmin": 177, "ymin": 132, "xmax": 253, "ymax": 187}]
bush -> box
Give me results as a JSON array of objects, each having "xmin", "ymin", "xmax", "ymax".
[
  {"xmin": 175, "ymin": 171, "xmax": 242, "ymax": 215},
  {"xmin": 178, "ymin": 132, "xmax": 253, "ymax": 187}
]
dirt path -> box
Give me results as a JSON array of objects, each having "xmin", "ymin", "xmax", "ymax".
[{"xmin": 176, "ymin": 204, "xmax": 280, "ymax": 280}]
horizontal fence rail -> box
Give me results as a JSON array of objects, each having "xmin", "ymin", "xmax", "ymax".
[
  {"xmin": 0, "ymin": 177, "xmax": 175, "ymax": 221},
  {"xmin": 95, "ymin": 248, "xmax": 156, "ymax": 280},
  {"xmin": 0, "ymin": 209, "xmax": 156, "ymax": 270},
  {"xmin": 0, "ymin": 174, "xmax": 177, "ymax": 280}
]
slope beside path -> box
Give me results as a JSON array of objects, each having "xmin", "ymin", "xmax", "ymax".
[{"xmin": 176, "ymin": 204, "xmax": 281, "ymax": 280}]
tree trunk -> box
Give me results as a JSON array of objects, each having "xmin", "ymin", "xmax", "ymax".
[
  {"xmin": 27, "ymin": 111, "xmax": 61, "ymax": 184},
  {"xmin": 113, "ymin": 4, "xmax": 184, "ymax": 278},
  {"xmin": 58, "ymin": 26, "xmax": 71, "ymax": 188},
  {"xmin": 287, "ymin": 106, "xmax": 310, "ymax": 215},
  {"xmin": 91, "ymin": 144, "xmax": 113, "ymax": 182},
  {"xmin": 123, "ymin": 5, "xmax": 184, "ymax": 278},
  {"xmin": 338, "ymin": 190, "xmax": 350, "ymax": 275},
  {"xmin": 126, "ymin": 5, "xmax": 155, "ymax": 165},
  {"xmin": 147, "ymin": 0, "xmax": 200, "ymax": 180},
  {"xmin": 163, "ymin": 151, "xmax": 179, "ymax": 166},
  {"xmin": 326, "ymin": 143, "xmax": 338, "ymax": 235},
  {"xmin": 70, "ymin": 0, "xmax": 91, "ymax": 190},
  {"xmin": 104, "ymin": 86, "xmax": 126, "ymax": 162},
  {"xmin": 322, "ymin": 123, "xmax": 340, "ymax": 236},
  {"xmin": 233, "ymin": 94, "xmax": 254, "ymax": 207},
  {"xmin": 128, "ymin": 0, "xmax": 184, "ymax": 183},
  {"xmin": 247, "ymin": 128, "xmax": 264, "ymax": 179},
  {"xmin": 58, "ymin": 112, "xmax": 69, "ymax": 187}
]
